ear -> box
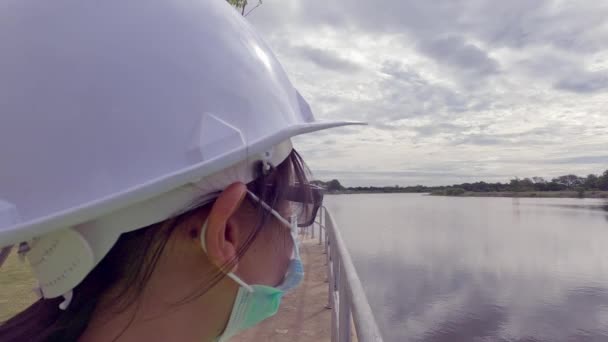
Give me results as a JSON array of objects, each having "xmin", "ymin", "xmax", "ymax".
[{"xmin": 203, "ymin": 182, "xmax": 248, "ymax": 272}]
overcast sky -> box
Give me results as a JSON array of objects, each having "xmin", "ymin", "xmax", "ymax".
[{"xmin": 247, "ymin": 0, "xmax": 608, "ymax": 187}]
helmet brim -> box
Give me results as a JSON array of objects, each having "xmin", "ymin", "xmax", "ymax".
[{"xmin": 0, "ymin": 120, "xmax": 366, "ymax": 248}]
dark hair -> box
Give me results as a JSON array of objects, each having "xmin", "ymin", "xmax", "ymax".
[{"xmin": 0, "ymin": 150, "xmax": 311, "ymax": 342}]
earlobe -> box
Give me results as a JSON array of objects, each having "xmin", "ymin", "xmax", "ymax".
[{"xmin": 202, "ymin": 182, "xmax": 248, "ymax": 272}]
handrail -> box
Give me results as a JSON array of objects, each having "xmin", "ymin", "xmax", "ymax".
[{"xmin": 315, "ymin": 206, "xmax": 384, "ymax": 342}]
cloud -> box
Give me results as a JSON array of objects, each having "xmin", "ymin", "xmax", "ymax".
[
  {"xmin": 554, "ymin": 71, "xmax": 608, "ymax": 93},
  {"xmin": 517, "ymin": 53, "xmax": 608, "ymax": 94},
  {"xmin": 546, "ymin": 155, "xmax": 608, "ymax": 165},
  {"xmin": 450, "ymin": 124, "xmax": 573, "ymax": 147},
  {"xmin": 368, "ymin": 60, "xmax": 477, "ymax": 122},
  {"xmin": 314, "ymin": 169, "xmax": 506, "ymax": 187},
  {"xmin": 262, "ymin": 0, "xmax": 608, "ymax": 54},
  {"xmin": 291, "ymin": 45, "xmax": 361, "ymax": 72},
  {"xmin": 411, "ymin": 123, "xmax": 469, "ymax": 137},
  {"xmin": 417, "ymin": 35, "xmax": 500, "ymax": 77},
  {"xmin": 456, "ymin": 135, "xmax": 505, "ymax": 146},
  {"xmin": 380, "ymin": 61, "xmax": 426, "ymax": 84},
  {"xmin": 248, "ymin": 1, "xmax": 608, "ymax": 185}
]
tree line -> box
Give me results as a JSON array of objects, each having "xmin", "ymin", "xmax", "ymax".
[{"xmin": 313, "ymin": 169, "xmax": 608, "ymax": 195}]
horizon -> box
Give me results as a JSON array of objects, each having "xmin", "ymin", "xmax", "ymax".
[
  {"xmin": 247, "ymin": 1, "xmax": 608, "ymax": 187},
  {"xmin": 313, "ymin": 168, "xmax": 608, "ymax": 188}
]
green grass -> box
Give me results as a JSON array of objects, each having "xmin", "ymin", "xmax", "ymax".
[{"xmin": 0, "ymin": 252, "xmax": 37, "ymax": 322}]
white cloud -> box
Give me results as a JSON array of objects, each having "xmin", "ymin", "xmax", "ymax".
[{"xmin": 248, "ymin": 0, "xmax": 608, "ymax": 186}]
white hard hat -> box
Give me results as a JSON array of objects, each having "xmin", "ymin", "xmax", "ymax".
[{"xmin": 0, "ymin": 0, "xmax": 361, "ymax": 299}]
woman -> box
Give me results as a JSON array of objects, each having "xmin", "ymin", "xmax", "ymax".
[{"xmin": 0, "ymin": 1, "xmax": 360, "ymax": 341}]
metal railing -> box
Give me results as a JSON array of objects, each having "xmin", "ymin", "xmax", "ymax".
[{"xmin": 312, "ymin": 206, "xmax": 384, "ymax": 342}]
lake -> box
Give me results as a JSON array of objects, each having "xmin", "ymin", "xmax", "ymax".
[{"xmin": 325, "ymin": 194, "xmax": 608, "ymax": 342}]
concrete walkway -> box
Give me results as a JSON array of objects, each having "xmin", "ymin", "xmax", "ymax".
[{"xmin": 234, "ymin": 238, "xmax": 333, "ymax": 342}]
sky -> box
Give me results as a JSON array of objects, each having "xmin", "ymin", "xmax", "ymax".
[{"xmin": 247, "ymin": 0, "xmax": 608, "ymax": 187}]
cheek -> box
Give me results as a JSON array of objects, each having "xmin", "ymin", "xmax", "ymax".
[{"xmin": 238, "ymin": 223, "xmax": 293, "ymax": 286}]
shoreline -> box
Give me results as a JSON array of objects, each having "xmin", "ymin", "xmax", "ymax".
[
  {"xmin": 327, "ymin": 191, "xmax": 608, "ymax": 199},
  {"xmin": 432, "ymin": 191, "xmax": 608, "ymax": 199}
]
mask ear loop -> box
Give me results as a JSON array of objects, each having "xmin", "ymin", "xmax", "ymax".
[
  {"xmin": 245, "ymin": 191, "xmax": 291, "ymax": 228},
  {"xmin": 199, "ymin": 220, "xmax": 254, "ymax": 293},
  {"xmin": 246, "ymin": 190, "xmax": 299, "ymax": 259},
  {"xmin": 199, "ymin": 189, "xmax": 296, "ymax": 293}
]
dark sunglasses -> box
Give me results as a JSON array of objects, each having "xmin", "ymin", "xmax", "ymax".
[
  {"xmin": 249, "ymin": 183, "xmax": 324, "ymax": 228},
  {"xmin": 283, "ymin": 183, "xmax": 324, "ymax": 227}
]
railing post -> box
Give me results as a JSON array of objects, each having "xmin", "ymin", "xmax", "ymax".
[
  {"xmin": 318, "ymin": 222, "xmax": 322, "ymax": 245},
  {"xmin": 325, "ymin": 231, "xmax": 329, "ymax": 258},
  {"xmin": 326, "ymin": 208, "xmax": 333, "ymax": 307},
  {"xmin": 324, "ymin": 209, "xmax": 329, "ymax": 255},
  {"xmin": 326, "ymin": 242, "xmax": 332, "ymax": 304},
  {"xmin": 318, "ymin": 206, "xmax": 324, "ymax": 245},
  {"xmin": 331, "ymin": 248, "xmax": 339, "ymax": 342},
  {"xmin": 327, "ymin": 231, "xmax": 335, "ymax": 309},
  {"xmin": 331, "ymin": 301, "xmax": 338, "ymax": 342},
  {"xmin": 338, "ymin": 265, "xmax": 352, "ymax": 342}
]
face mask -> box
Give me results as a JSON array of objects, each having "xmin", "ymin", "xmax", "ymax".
[{"xmin": 200, "ymin": 190, "xmax": 304, "ymax": 342}]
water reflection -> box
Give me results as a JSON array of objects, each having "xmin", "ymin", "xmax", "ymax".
[
  {"xmin": 521, "ymin": 200, "xmax": 608, "ymax": 223},
  {"xmin": 326, "ymin": 194, "xmax": 608, "ymax": 342},
  {"xmin": 526, "ymin": 202, "xmax": 608, "ymax": 212},
  {"xmin": 355, "ymin": 254, "xmax": 608, "ymax": 341}
]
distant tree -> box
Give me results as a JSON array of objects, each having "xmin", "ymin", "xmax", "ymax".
[
  {"xmin": 532, "ymin": 177, "xmax": 547, "ymax": 184},
  {"xmin": 521, "ymin": 178, "xmax": 535, "ymax": 190},
  {"xmin": 584, "ymin": 174, "xmax": 599, "ymax": 189},
  {"xmin": 531, "ymin": 177, "xmax": 550, "ymax": 191},
  {"xmin": 509, "ymin": 177, "xmax": 534, "ymax": 192},
  {"xmin": 545, "ymin": 181, "xmax": 567, "ymax": 191},
  {"xmin": 598, "ymin": 170, "xmax": 608, "ymax": 191},
  {"xmin": 553, "ymin": 174, "xmax": 583, "ymax": 189},
  {"xmin": 326, "ymin": 179, "xmax": 345, "ymax": 192},
  {"xmin": 317, "ymin": 169, "xmax": 608, "ymax": 195},
  {"xmin": 226, "ymin": 0, "xmax": 263, "ymax": 16},
  {"xmin": 509, "ymin": 178, "xmax": 521, "ymax": 191}
]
